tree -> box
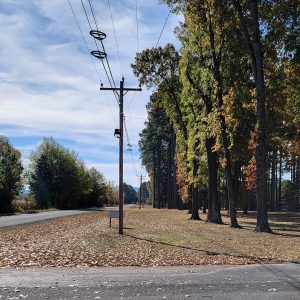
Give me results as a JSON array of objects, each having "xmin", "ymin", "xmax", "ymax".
[
  {"xmin": 139, "ymin": 182, "xmax": 150, "ymax": 204},
  {"xmin": 135, "ymin": 0, "xmax": 300, "ymax": 227},
  {"xmin": 139, "ymin": 95, "xmax": 178, "ymax": 209},
  {"xmin": 29, "ymin": 137, "xmax": 94, "ymax": 209},
  {"xmin": 133, "ymin": 45, "xmax": 204, "ymax": 216},
  {"xmin": 230, "ymin": 0, "xmax": 271, "ymax": 232},
  {"xmin": 104, "ymin": 181, "xmax": 119, "ymax": 206},
  {"xmin": 123, "ymin": 183, "xmax": 138, "ymax": 204},
  {"xmin": 80, "ymin": 167, "xmax": 107, "ymax": 208},
  {"xmin": 0, "ymin": 136, "xmax": 23, "ymax": 214}
]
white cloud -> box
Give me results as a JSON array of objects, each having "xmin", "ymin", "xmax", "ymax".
[{"xmin": 0, "ymin": 0, "xmax": 180, "ymax": 185}]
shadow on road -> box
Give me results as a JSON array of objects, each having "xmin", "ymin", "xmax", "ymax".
[{"xmin": 262, "ymin": 264, "xmax": 300, "ymax": 290}]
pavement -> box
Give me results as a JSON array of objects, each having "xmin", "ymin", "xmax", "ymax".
[
  {"xmin": 0, "ymin": 210, "xmax": 92, "ymax": 229},
  {"xmin": 0, "ymin": 263, "xmax": 299, "ymax": 299},
  {"xmin": 0, "ymin": 205, "xmax": 137, "ymax": 229}
]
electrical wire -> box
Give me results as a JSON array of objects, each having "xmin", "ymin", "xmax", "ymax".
[
  {"xmin": 124, "ymin": 116, "xmax": 140, "ymax": 178},
  {"xmin": 67, "ymin": 0, "xmax": 118, "ymax": 127},
  {"xmin": 107, "ymin": 0, "xmax": 124, "ymax": 77},
  {"xmin": 155, "ymin": 10, "xmax": 171, "ymax": 47},
  {"xmin": 68, "ymin": 0, "xmax": 102, "ymax": 84},
  {"xmin": 135, "ymin": 0, "xmax": 140, "ymax": 53},
  {"xmin": 86, "ymin": 0, "xmax": 118, "ymax": 90},
  {"xmin": 80, "ymin": 0, "xmax": 119, "ymax": 104},
  {"xmin": 126, "ymin": 92, "xmax": 137, "ymax": 109}
]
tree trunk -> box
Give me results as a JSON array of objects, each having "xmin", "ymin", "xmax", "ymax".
[
  {"xmin": 275, "ymin": 152, "xmax": 278, "ymax": 210},
  {"xmin": 233, "ymin": 161, "xmax": 242, "ymax": 210},
  {"xmin": 292, "ymin": 158, "xmax": 300, "ymax": 211},
  {"xmin": 278, "ymin": 150, "xmax": 282, "ymax": 210},
  {"xmin": 190, "ymin": 188, "xmax": 201, "ymax": 220},
  {"xmin": 167, "ymin": 136, "xmax": 172, "ymax": 209},
  {"xmin": 248, "ymin": 0, "xmax": 271, "ymax": 232},
  {"xmin": 270, "ymin": 151, "xmax": 275, "ymax": 211},
  {"xmin": 206, "ymin": 137, "xmax": 223, "ymax": 224},
  {"xmin": 157, "ymin": 148, "xmax": 162, "ymax": 209},
  {"xmin": 210, "ymin": 39, "xmax": 239, "ymax": 227},
  {"xmin": 190, "ymin": 138, "xmax": 201, "ymax": 220},
  {"xmin": 202, "ymin": 189, "xmax": 207, "ymax": 213},
  {"xmin": 153, "ymin": 152, "xmax": 158, "ymax": 208},
  {"xmin": 232, "ymin": 0, "xmax": 271, "ymax": 232}
]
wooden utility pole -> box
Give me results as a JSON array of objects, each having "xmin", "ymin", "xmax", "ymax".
[{"xmin": 100, "ymin": 78, "xmax": 141, "ymax": 234}]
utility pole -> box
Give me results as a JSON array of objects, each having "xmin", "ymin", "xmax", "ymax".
[
  {"xmin": 139, "ymin": 174, "xmax": 145, "ymax": 210},
  {"xmin": 100, "ymin": 78, "xmax": 141, "ymax": 234}
]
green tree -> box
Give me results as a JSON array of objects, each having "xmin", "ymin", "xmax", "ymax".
[
  {"xmin": 0, "ymin": 136, "xmax": 23, "ymax": 214},
  {"xmin": 123, "ymin": 183, "xmax": 138, "ymax": 204},
  {"xmin": 86, "ymin": 167, "xmax": 107, "ymax": 207},
  {"xmin": 29, "ymin": 137, "xmax": 91, "ymax": 209},
  {"xmin": 139, "ymin": 94, "xmax": 178, "ymax": 209},
  {"xmin": 139, "ymin": 182, "xmax": 150, "ymax": 204}
]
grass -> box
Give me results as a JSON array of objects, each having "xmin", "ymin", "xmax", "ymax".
[{"xmin": 0, "ymin": 206, "xmax": 299, "ymax": 267}]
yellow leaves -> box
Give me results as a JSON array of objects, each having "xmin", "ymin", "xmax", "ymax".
[{"xmin": 283, "ymin": 61, "xmax": 299, "ymax": 78}]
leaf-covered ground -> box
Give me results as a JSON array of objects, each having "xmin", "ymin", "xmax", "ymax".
[{"xmin": 0, "ymin": 207, "xmax": 299, "ymax": 267}]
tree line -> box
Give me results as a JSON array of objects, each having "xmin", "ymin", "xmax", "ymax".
[
  {"xmin": 133, "ymin": 0, "xmax": 300, "ymax": 232},
  {"xmin": 0, "ymin": 136, "xmax": 118, "ymax": 214}
]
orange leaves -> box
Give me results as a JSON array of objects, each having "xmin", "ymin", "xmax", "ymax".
[
  {"xmin": 175, "ymin": 152, "xmax": 189, "ymax": 201},
  {"xmin": 244, "ymin": 157, "xmax": 256, "ymax": 191}
]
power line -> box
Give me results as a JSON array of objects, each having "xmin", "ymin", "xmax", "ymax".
[
  {"xmin": 126, "ymin": 91, "xmax": 137, "ymax": 109},
  {"xmin": 135, "ymin": 0, "xmax": 140, "ymax": 53},
  {"xmin": 107, "ymin": 0, "xmax": 124, "ymax": 77},
  {"xmin": 125, "ymin": 115, "xmax": 146, "ymax": 120},
  {"xmin": 80, "ymin": 0, "xmax": 114, "ymax": 89},
  {"xmin": 80, "ymin": 0, "xmax": 119, "ymax": 103},
  {"xmin": 67, "ymin": 0, "xmax": 117, "ymax": 126},
  {"xmin": 124, "ymin": 116, "xmax": 140, "ymax": 178},
  {"xmin": 86, "ymin": 0, "xmax": 118, "ymax": 90},
  {"xmin": 155, "ymin": 10, "xmax": 171, "ymax": 48},
  {"xmin": 67, "ymin": 0, "xmax": 102, "ymax": 84}
]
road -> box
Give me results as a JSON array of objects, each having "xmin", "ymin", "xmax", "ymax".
[
  {"xmin": 0, "ymin": 210, "xmax": 92, "ymax": 228},
  {"xmin": 0, "ymin": 205, "xmax": 135, "ymax": 229},
  {"xmin": 0, "ymin": 264, "xmax": 299, "ymax": 299}
]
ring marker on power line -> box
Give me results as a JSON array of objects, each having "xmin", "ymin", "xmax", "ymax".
[
  {"xmin": 90, "ymin": 30, "xmax": 107, "ymax": 41},
  {"xmin": 91, "ymin": 50, "xmax": 107, "ymax": 59}
]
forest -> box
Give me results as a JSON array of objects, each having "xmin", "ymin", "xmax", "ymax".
[{"xmin": 132, "ymin": 0, "xmax": 300, "ymax": 232}]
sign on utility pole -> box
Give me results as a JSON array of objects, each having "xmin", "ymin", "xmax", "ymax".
[{"xmin": 100, "ymin": 78, "xmax": 141, "ymax": 234}]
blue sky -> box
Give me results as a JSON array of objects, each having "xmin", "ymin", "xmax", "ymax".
[{"xmin": 0, "ymin": 0, "xmax": 180, "ymax": 186}]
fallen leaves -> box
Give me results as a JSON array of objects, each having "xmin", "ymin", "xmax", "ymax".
[{"xmin": 0, "ymin": 209, "xmax": 299, "ymax": 267}]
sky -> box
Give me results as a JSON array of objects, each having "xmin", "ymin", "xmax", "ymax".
[{"xmin": 0, "ymin": 0, "xmax": 181, "ymax": 187}]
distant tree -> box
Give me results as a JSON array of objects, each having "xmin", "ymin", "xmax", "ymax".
[
  {"xmin": 139, "ymin": 96, "xmax": 177, "ymax": 209},
  {"xmin": 85, "ymin": 167, "xmax": 107, "ymax": 207},
  {"xmin": 0, "ymin": 136, "xmax": 23, "ymax": 214},
  {"xmin": 139, "ymin": 182, "xmax": 149, "ymax": 204},
  {"xmin": 123, "ymin": 183, "xmax": 138, "ymax": 204},
  {"xmin": 104, "ymin": 181, "xmax": 118, "ymax": 206},
  {"xmin": 28, "ymin": 137, "xmax": 92, "ymax": 209}
]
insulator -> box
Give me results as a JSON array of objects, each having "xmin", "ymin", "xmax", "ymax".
[
  {"xmin": 90, "ymin": 30, "xmax": 107, "ymax": 41},
  {"xmin": 91, "ymin": 50, "xmax": 107, "ymax": 60}
]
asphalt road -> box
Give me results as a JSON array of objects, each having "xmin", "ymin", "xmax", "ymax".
[
  {"xmin": 0, "ymin": 264, "xmax": 299, "ymax": 299},
  {"xmin": 0, "ymin": 210, "xmax": 91, "ymax": 228}
]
